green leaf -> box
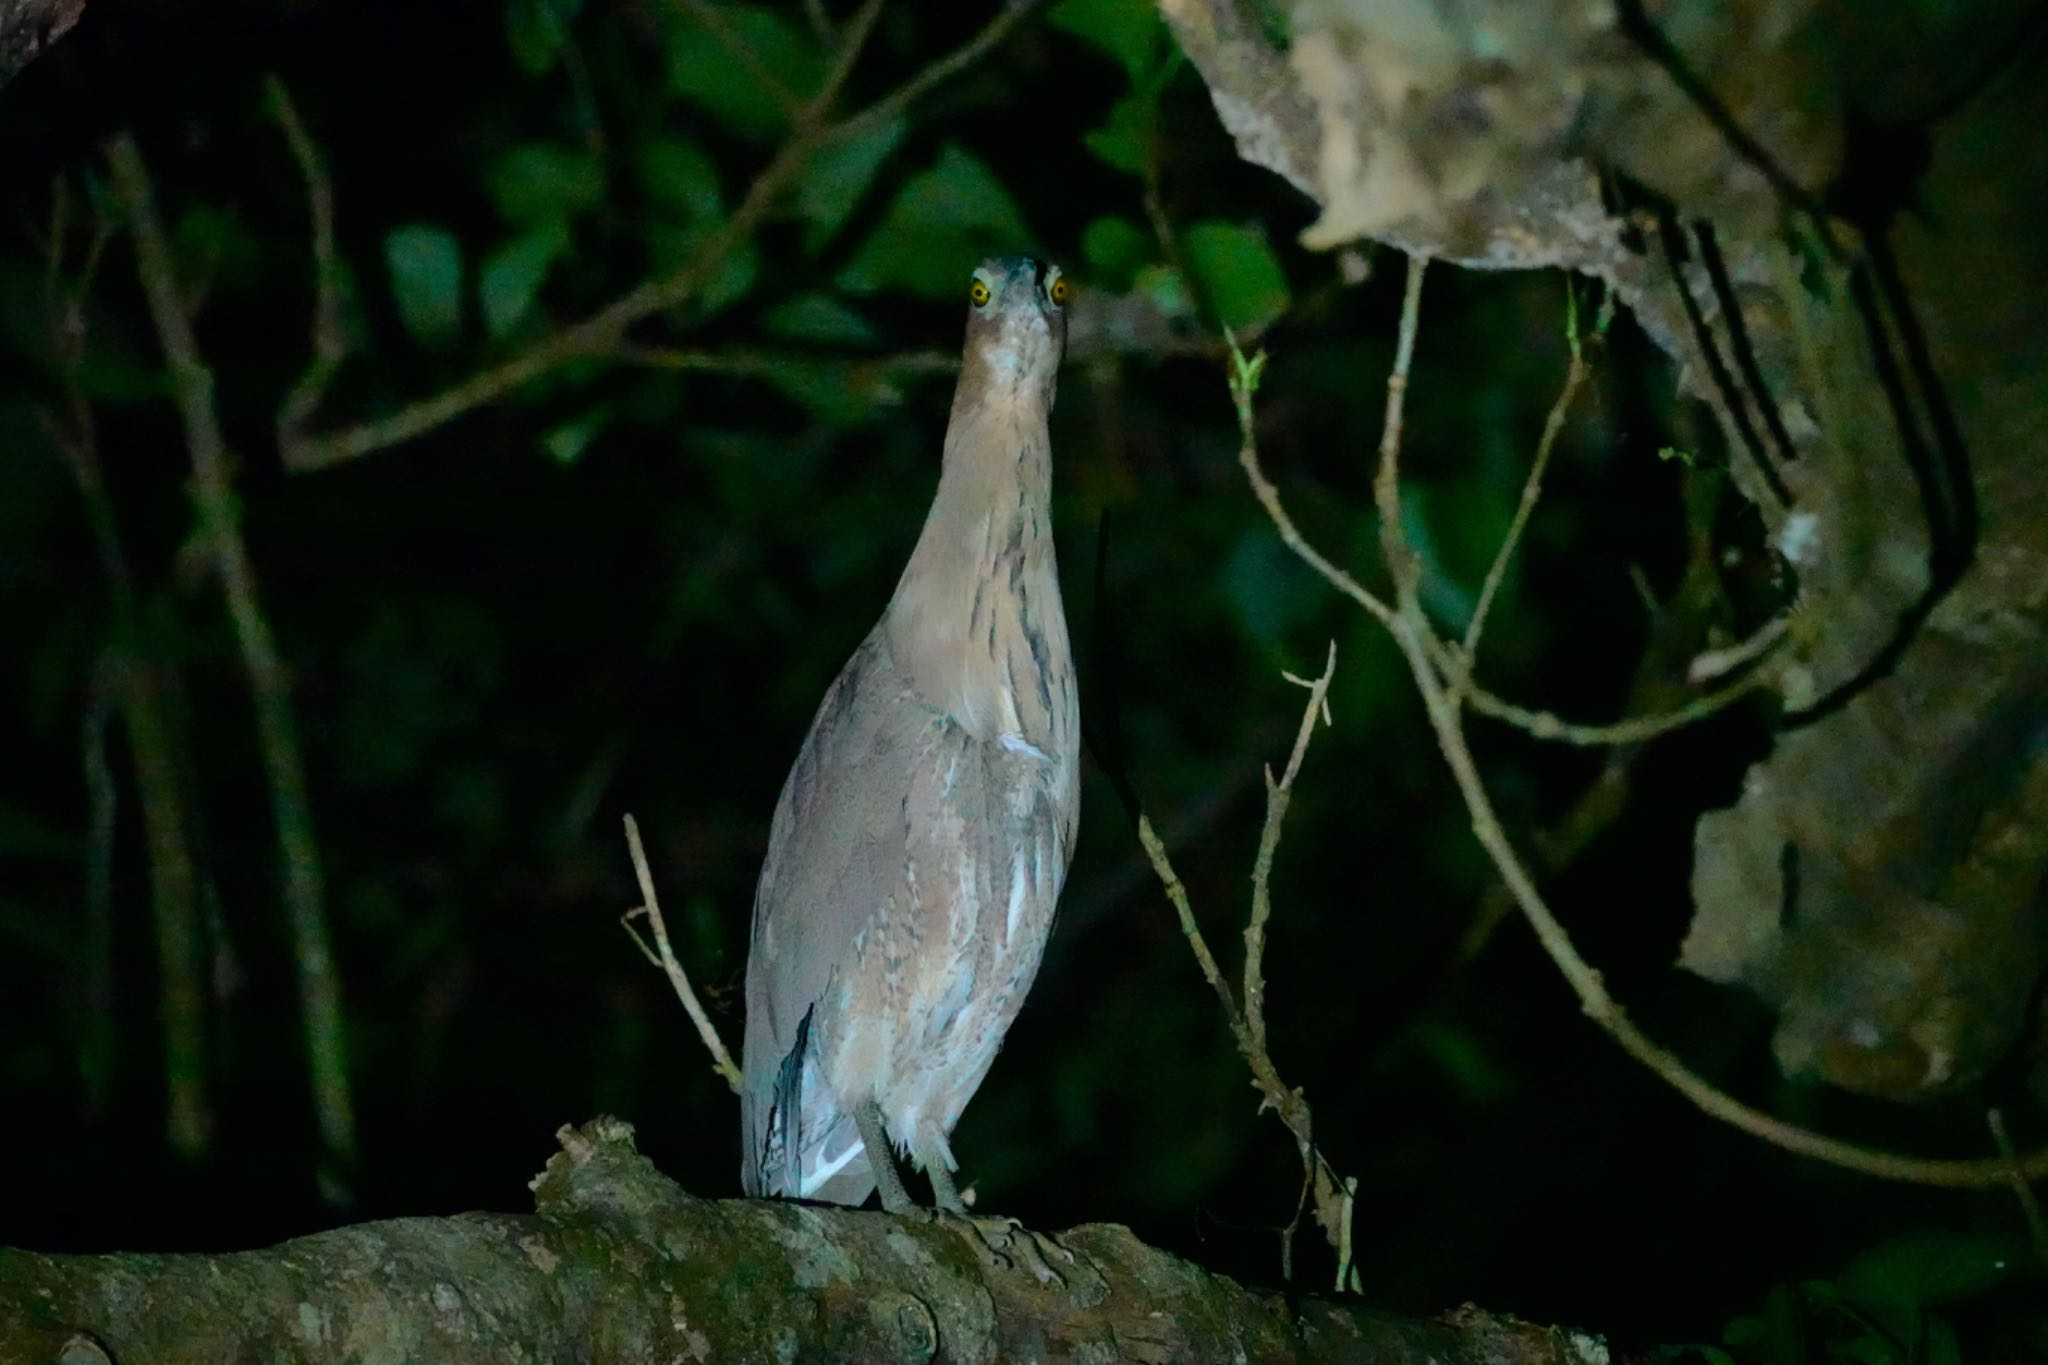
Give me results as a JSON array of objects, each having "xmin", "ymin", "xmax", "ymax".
[
  {"xmin": 1762, "ymin": 1284, "xmax": 1808, "ymax": 1365},
  {"xmin": 665, "ymin": 4, "xmax": 819, "ymax": 138},
  {"xmin": 698, "ymin": 239, "xmax": 759, "ymax": 318},
  {"xmin": 1082, "ymin": 86, "xmax": 1153, "ymax": 174},
  {"xmin": 171, "ymin": 203, "xmax": 264, "ymax": 296},
  {"xmin": 384, "ymin": 223, "xmax": 464, "ymax": 347},
  {"xmin": 798, "ymin": 114, "xmax": 904, "ymax": 253},
  {"xmin": 1081, "ymin": 215, "xmax": 1149, "ymax": 287},
  {"xmin": 480, "ymin": 221, "xmax": 570, "ymax": 339},
  {"xmin": 636, "ymin": 137, "xmax": 724, "ymax": 224},
  {"xmin": 1922, "ymin": 1316, "xmax": 1961, "ymax": 1365},
  {"xmin": 1182, "ymin": 220, "xmax": 1290, "ymax": 331},
  {"xmin": 761, "ymin": 293, "xmax": 878, "ymax": 346},
  {"xmin": 1219, "ymin": 526, "xmax": 1317, "ymax": 647},
  {"xmin": 1837, "ymin": 1229, "xmax": 2023, "ymax": 1321},
  {"xmin": 505, "ymin": 0, "xmax": 585, "ymax": 74},
  {"xmin": 1047, "ymin": 0, "xmax": 1164, "ymax": 76},
  {"xmin": 543, "ymin": 407, "xmax": 611, "ymax": 465},
  {"xmin": 1134, "ymin": 262, "xmax": 1194, "ymax": 320},
  {"xmin": 839, "ymin": 144, "xmax": 1033, "ymax": 299},
  {"xmin": 649, "ymin": 223, "xmax": 758, "ymax": 317},
  {"xmin": 487, "ymin": 143, "xmax": 606, "ymax": 225}
]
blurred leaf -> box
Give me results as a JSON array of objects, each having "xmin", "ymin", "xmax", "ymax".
[
  {"xmin": 648, "ymin": 229, "xmax": 758, "ymax": 318},
  {"xmin": 1826, "ymin": 1335, "xmax": 1897, "ymax": 1365},
  {"xmin": 505, "ymin": 0, "xmax": 585, "ymax": 74},
  {"xmin": 1411, "ymin": 1019, "xmax": 1515, "ymax": 1103},
  {"xmin": 487, "ymin": 143, "xmax": 606, "ymax": 225},
  {"xmin": 1081, "ymin": 215, "xmax": 1149, "ymax": 288},
  {"xmin": 1182, "ymin": 220, "xmax": 1289, "ymax": 330},
  {"xmin": 762, "ymin": 293, "xmax": 878, "ymax": 346},
  {"xmin": 839, "ymin": 144, "xmax": 1032, "ymax": 299},
  {"xmin": 798, "ymin": 114, "xmax": 904, "ymax": 253},
  {"xmin": 171, "ymin": 202, "xmax": 264, "ymax": 297},
  {"xmin": 1763, "ymin": 1284, "xmax": 1808, "ymax": 1365},
  {"xmin": 480, "ymin": 220, "xmax": 570, "ymax": 338},
  {"xmin": 384, "ymin": 223, "xmax": 464, "ymax": 347},
  {"xmin": 1082, "ymin": 87, "xmax": 1153, "ymax": 174},
  {"xmin": 1048, "ymin": 0, "xmax": 1165, "ymax": 77},
  {"xmin": 544, "ymin": 407, "xmax": 611, "ymax": 464},
  {"xmin": 1836, "ymin": 1229, "xmax": 2024, "ymax": 1328},
  {"xmin": 1724, "ymin": 1316, "xmax": 1766, "ymax": 1350},
  {"xmin": 0, "ymin": 801, "xmax": 78, "ymax": 859},
  {"xmin": 1219, "ymin": 525, "xmax": 1318, "ymax": 648},
  {"xmin": 636, "ymin": 136, "xmax": 724, "ymax": 223},
  {"xmin": 1133, "ymin": 261, "xmax": 1194, "ymax": 320},
  {"xmin": 1923, "ymin": 1316, "xmax": 1961, "ymax": 1365},
  {"xmin": 666, "ymin": 4, "xmax": 819, "ymax": 138},
  {"xmin": 700, "ymin": 240, "xmax": 759, "ymax": 317}
]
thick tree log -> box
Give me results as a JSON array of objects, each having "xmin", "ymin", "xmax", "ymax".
[{"xmin": 0, "ymin": 1118, "xmax": 1614, "ymax": 1365}]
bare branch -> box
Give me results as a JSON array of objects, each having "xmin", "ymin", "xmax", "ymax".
[
  {"xmin": 1237, "ymin": 257, "xmax": 2048, "ymax": 1189},
  {"xmin": 283, "ymin": 0, "xmax": 1043, "ymax": 473},
  {"xmin": 267, "ymin": 76, "xmax": 348, "ymax": 446},
  {"xmin": 1459, "ymin": 307, "xmax": 1590, "ymax": 668},
  {"xmin": 1134, "ymin": 650, "xmax": 1356, "ymax": 1290},
  {"xmin": 620, "ymin": 814, "xmax": 742, "ymax": 1094},
  {"xmin": 1369, "ymin": 254, "xmax": 1429, "ymax": 604},
  {"xmin": 106, "ymin": 132, "xmax": 357, "ymax": 1198},
  {"xmin": 1243, "ymin": 642, "xmax": 1336, "ymax": 1056}
]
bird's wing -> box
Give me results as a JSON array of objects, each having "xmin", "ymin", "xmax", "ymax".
[{"xmin": 740, "ymin": 627, "xmax": 932, "ymax": 1195}]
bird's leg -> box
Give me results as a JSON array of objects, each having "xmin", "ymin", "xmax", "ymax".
[
  {"xmin": 925, "ymin": 1158, "xmax": 970, "ymax": 1215},
  {"xmin": 854, "ymin": 1099, "xmax": 916, "ymax": 1215}
]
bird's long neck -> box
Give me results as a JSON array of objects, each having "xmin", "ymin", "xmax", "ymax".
[{"xmin": 883, "ymin": 393, "xmax": 1070, "ymax": 747}]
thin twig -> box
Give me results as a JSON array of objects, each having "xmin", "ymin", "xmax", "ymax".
[
  {"xmin": 107, "ymin": 133, "xmax": 357, "ymax": 1198},
  {"xmin": 284, "ymin": 0, "xmax": 1040, "ymax": 473},
  {"xmin": 614, "ymin": 344, "xmax": 958, "ymax": 378},
  {"xmin": 1229, "ymin": 338, "xmax": 1399, "ymax": 633},
  {"xmin": 1243, "ymin": 642, "xmax": 1335, "ymax": 1055},
  {"xmin": 1235, "ymin": 262, "xmax": 2048, "ymax": 1189},
  {"xmin": 1134, "ymin": 653, "xmax": 1355, "ymax": 1288},
  {"xmin": 1370, "ymin": 255, "xmax": 1429, "ymax": 604},
  {"xmin": 621, "ymin": 814, "xmax": 742, "ymax": 1094},
  {"xmin": 1988, "ymin": 1108, "xmax": 2048, "ymax": 1269},
  {"xmin": 1456, "ymin": 666, "xmax": 1767, "ymax": 745},
  {"xmin": 267, "ymin": 76, "xmax": 347, "ymax": 446},
  {"xmin": 1459, "ymin": 303, "xmax": 1592, "ymax": 668}
]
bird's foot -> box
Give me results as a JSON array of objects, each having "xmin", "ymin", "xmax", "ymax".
[{"xmin": 941, "ymin": 1211, "xmax": 1072, "ymax": 1288}]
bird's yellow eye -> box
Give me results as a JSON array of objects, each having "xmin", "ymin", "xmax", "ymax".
[
  {"xmin": 1048, "ymin": 275, "xmax": 1069, "ymax": 305},
  {"xmin": 969, "ymin": 278, "xmax": 992, "ymax": 307}
]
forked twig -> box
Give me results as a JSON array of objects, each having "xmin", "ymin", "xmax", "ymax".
[
  {"xmin": 1233, "ymin": 252, "xmax": 2048, "ymax": 1189},
  {"xmin": 1136, "ymin": 645, "xmax": 1359, "ymax": 1290},
  {"xmin": 620, "ymin": 814, "xmax": 742, "ymax": 1094}
]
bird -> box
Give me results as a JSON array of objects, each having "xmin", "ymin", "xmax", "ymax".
[{"xmin": 740, "ymin": 255, "xmax": 1079, "ymax": 1216}]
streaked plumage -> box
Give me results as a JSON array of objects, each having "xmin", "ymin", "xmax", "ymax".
[{"xmin": 741, "ymin": 256, "xmax": 1079, "ymax": 1211}]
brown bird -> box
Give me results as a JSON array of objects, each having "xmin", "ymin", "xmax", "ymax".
[{"xmin": 740, "ymin": 256, "xmax": 1079, "ymax": 1214}]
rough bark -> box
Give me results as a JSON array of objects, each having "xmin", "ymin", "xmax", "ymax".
[
  {"xmin": 0, "ymin": 0, "xmax": 82, "ymax": 88},
  {"xmin": 1163, "ymin": 0, "xmax": 2048, "ymax": 1104},
  {"xmin": 0, "ymin": 1118, "xmax": 1617, "ymax": 1365}
]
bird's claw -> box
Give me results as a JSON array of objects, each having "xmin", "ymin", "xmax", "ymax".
[{"xmin": 943, "ymin": 1212, "xmax": 1071, "ymax": 1288}]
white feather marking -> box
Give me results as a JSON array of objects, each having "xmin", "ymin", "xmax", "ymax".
[
  {"xmin": 1000, "ymin": 732, "xmax": 1049, "ymax": 763},
  {"xmin": 1006, "ymin": 848, "xmax": 1028, "ymax": 945},
  {"xmin": 798, "ymin": 1132, "xmax": 864, "ymax": 1197}
]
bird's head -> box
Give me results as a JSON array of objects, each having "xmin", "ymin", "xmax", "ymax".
[{"xmin": 958, "ymin": 256, "xmax": 1068, "ymax": 409}]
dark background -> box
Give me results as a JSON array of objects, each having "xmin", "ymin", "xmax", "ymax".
[{"xmin": 0, "ymin": 0, "xmax": 2039, "ymax": 1355}]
